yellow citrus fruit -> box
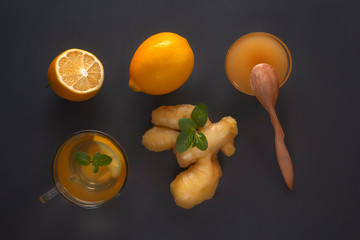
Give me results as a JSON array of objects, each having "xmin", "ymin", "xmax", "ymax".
[
  {"xmin": 47, "ymin": 49, "xmax": 104, "ymax": 101},
  {"xmin": 129, "ymin": 32, "xmax": 194, "ymax": 95}
]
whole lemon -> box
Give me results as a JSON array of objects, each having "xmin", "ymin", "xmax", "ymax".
[{"xmin": 129, "ymin": 32, "xmax": 194, "ymax": 95}]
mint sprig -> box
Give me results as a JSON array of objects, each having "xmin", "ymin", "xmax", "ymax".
[
  {"xmin": 74, "ymin": 152, "xmax": 112, "ymax": 173},
  {"xmin": 176, "ymin": 103, "xmax": 209, "ymax": 153}
]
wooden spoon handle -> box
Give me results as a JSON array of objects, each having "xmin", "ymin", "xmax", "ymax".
[{"xmin": 269, "ymin": 109, "xmax": 294, "ymax": 191}]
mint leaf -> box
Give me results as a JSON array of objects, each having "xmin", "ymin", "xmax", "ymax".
[
  {"xmin": 194, "ymin": 132, "xmax": 208, "ymax": 151},
  {"xmin": 192, "ymin": 135, "xmax": 198, "ymax": 148},
  {"xmin": 74, "ymin": 152, "xmax": 91, "ymax": 166},
  {"xmin": 94, "ymin": 154, "xmax": 112, "ymax": 167},
  {"xmin": 176, "ymin": 132, "xmax": 195, "ymax": 153},
  {"xmin": 92, "ymin": 164, "xmax": 99, "ymax": 173},
  {"xmin": 191, "ymin": 103, "xmax": 208, "ymax": 127},
  {"xmin": 178, "ymin": 118, "xmax": 197, "ymax": 135},
  {"xmin": 92, "ymin": 152, "xmax": 102, "ymax": 163}
]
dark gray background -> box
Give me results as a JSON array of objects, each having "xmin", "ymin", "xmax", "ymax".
[{"xmin": 1, "ymin": 0, "xmax": 359, "ymax": 239}]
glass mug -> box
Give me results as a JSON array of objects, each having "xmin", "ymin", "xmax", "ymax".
[{"xmin": 40, "ymin": 130, "xmax": 129, "ymax": 209}]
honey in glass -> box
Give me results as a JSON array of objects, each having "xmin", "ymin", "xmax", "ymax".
[{"xmin": 225, "ymin": 32, "xmax": 292, "ymax": 95}]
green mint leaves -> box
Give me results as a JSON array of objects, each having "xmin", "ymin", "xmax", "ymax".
[
  {"xmin": 74, "ymin": 152, "xmax": 91, "ymax": 166},
  {"xmin": 176, "ymin": 132, "xmax": 195, "ymax": 152},
  {"xmin": 194, "ymin": 131, "xmax": 208, "ymax": 151},
  {"xmin": 92, "ymin": 164, "xmax": 99, "ymax": 173},
  {"xmin": 93, "ymin": 152, "xmax": 112, "ymax": 166},
  {"xmin": 191, "ymin": 103, "xmax": 208, "ymax": 127},
  {"xmin": 74, "ymin": 152, "xmax": 112, "ymax": 173},
  {"xmin": 179, "ymin": 118, "xmax": 197, "ymax": 135},
  {"xmin": 176, "ymin": 103, "xmax": 209, "ymax": 153}
]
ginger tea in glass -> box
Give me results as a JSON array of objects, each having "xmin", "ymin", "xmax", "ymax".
[{"xmin": 40, "ymin": 130, "xmax": 128, "ymax": 208}]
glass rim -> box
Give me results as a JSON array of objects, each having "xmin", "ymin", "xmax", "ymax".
[
  {"xmin": 225, "ymin": 32, "xmax": 292, "ymax": 95},
  {"xmin": 51, "ymin": 130, "xmax": 129, "ymax": 209}
]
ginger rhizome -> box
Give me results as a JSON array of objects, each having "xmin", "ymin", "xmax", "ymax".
[{"xmin": 142, "ymin": 104, "xmax": 238, "ymax": 209}]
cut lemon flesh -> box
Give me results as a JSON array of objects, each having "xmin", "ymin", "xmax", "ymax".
[
  {"xmin": 94, "ymin": 136, "xmax": 123, "ymax": 178},
  {"xmin": 47, "ymin": 49, "xmax": 104, "ymax": 101}
]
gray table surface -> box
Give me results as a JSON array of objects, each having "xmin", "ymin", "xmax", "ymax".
[{"xmin": 1, "ymin": 0, "xmax": 360, "ymax": 239}]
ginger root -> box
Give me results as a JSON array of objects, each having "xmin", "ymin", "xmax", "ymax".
[
  {"xmin": 142, "ymin": 126, "xmax": 179, "ymax": 152},
  {"xmin": 175, "ymin": 116, "xmax": 238, "ymax": 168},
  {"xmin": 142, "ymin": 104, "xmax": 238, "ymax": 209},
  {"xmin": 170, "ymin": 154, "xmax": 222, "ymax": 209}
]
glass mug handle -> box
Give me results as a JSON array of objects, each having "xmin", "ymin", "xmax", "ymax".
[{"xmin": 39, "ymin": 187, "xmax": 59, "ymax": 204}]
